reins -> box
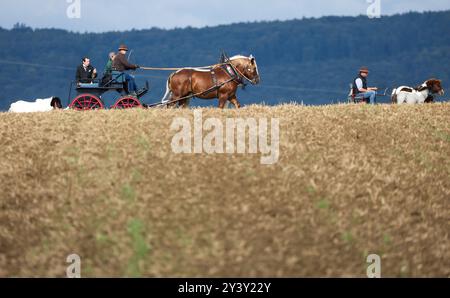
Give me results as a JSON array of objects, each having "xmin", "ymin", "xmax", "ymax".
[
  {"xmin": 139, "ymin": 64, "xmax": 222, "ymax": 71},
  {"xmin": 146, "ymin": 77, "xmax": 237, "ymax": 108},
  {"xmin": 140, "ymin": 59, "xmax": 256, "ymax": 84}
]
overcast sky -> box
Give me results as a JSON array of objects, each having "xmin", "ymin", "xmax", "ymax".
[{"xmin": 1, "ymin": 0, "xmax": 449, "ymax": 32}]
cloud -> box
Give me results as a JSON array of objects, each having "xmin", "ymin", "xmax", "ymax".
[{"xmin": 0, "ymin": 0, "xmax": 449, "ymax": 32}]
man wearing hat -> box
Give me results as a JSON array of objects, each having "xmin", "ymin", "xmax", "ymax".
[
  {"xmin": 352, "ymin": 66, "xmax": 378, "ymax": 104},
  {"xmin": 112, "ymin": 44, "xmax": 140, "ymax": 95}
]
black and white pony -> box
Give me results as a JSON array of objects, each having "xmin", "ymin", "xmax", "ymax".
[
  {"xmin": 391, "ymin": 79, "xmax": 444, "ymax": 104},
  {"xmin": 9, "ymin": 97, "xmax": 62, "ymax": 113}
]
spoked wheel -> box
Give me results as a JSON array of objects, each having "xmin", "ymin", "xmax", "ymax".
[
  {"xmin": 112, "ymin": 96, "xmax": 143, "ymax": 109},
  {"xmin": 70, "ymin": 94, "xmax": 104, "ymax": 110}
]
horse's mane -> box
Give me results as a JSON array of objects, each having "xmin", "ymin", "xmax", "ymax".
[
  {"xmin": 229, "ymin": 55, "xmax": 250, "ymax": 61},
  {"xmin": 415, "ymin": 78, "xmax": 439, "ymax": 91},
  {"xmin": 228, "ymin": 55, "xmax": 253, "ymax": 68}
]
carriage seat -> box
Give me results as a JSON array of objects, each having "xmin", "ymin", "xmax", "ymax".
[
  {"xmin": 111, "ymin": 71, "xmax": 127, "ymax": 83},
  {"xmin": 348, "ymin": 83, "xmax": 365, "ymax": 103},
  {"xmin": 78, "ymin": 82, "xmax": 100, "ymax": 88},
  {"xmin": 100, "ymin": 71, "xmax": 127, "ymax": 87}
]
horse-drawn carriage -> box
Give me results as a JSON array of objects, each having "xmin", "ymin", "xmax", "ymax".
[
  {"xmin": 67, "ymin": 71, "xmax": 149, "ymax": 110},
  {"xmin": 67, "ymin": 53, "xmax": 260, "ymax": 110},
  {"xmin": 347, "ymin": 84, "xmax": 389, "ymax": 103}
]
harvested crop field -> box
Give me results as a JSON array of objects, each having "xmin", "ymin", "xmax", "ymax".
[{"xmin": 0, "ymin": 103, "xmax": 449, "ymax": 277}]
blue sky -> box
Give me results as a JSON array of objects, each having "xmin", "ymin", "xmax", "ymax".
[{"xmin": 1, "ymin": 0, "xmax": 450, "ymax": 32}]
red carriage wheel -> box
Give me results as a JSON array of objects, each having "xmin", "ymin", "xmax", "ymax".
[
  {"xmin": 69, "ymin": 94, "xmax": 104, "ymax": 110},
  {"xmin": 112, "ymin": 96, "xmax": 143, "ymax": 109}
]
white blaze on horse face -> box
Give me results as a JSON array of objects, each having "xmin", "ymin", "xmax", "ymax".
[
  {"xmin": 250, "ymin": 54, "xmax": 260, "ymax": 79},
  {"xmin": 253, "ymin": 59, "xmax": 260, "ymax": 82},
  {"xmin": 230, "ymin": 55, "xmax": 260, "ymax": 84}
]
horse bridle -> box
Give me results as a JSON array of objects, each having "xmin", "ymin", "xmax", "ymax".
[
  {"xmin": 413, "ymin": 82, "xmax": 444, "ymax": 103},
  {"xmin": 225, "ymin": 58, "xmax": 259, "ymax": 85},
  {"xmin": 416, "ymin": 82, "xmax": 442, "ymax": 96}
]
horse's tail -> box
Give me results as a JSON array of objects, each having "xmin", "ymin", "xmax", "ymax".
[
  {"xmin": 161, "ymin": 74, "xmax": 173, "ymax": 104},
  {"xmin": 391, "ymin": 88, "xmax": 397, "ymax": 104}
]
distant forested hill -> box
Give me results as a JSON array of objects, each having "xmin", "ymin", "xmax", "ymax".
[{"xmin": 0, "ymin": 11, "xmax": 449, "ymax": 109}]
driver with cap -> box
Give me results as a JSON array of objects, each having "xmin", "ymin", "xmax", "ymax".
[
  {"xmin": 112, "ymin": 44, "xmax": 140, "ymax": 96},
  {"xmin": 352, "ymin": 66, "xmax": 378, "ymax": 104}
]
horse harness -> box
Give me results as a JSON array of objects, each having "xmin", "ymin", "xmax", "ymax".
[
  {"xmin": 148, "ymin": 63, "xmax": 245, "ymax": 107},
  {"xmin": 204, "ymin": 63, "xmax": 244, "ymax": 97}
]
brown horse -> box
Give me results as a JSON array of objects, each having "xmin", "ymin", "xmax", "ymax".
[{"xmin": 160, "ymin": 55, "xmax": 260, "ymax": 108}]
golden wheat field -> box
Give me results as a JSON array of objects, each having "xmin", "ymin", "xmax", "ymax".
[{"xmin": 0, "ymin": 103, "xmax": 449, "ymax": 277}]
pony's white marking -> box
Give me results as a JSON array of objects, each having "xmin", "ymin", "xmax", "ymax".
[
  {"xmin": 392, "ymin": 83, "xmax": 432, "ymax": 104},
  {"xmin": 9, "ymin": 97, "xmax": 54, "ymax": 113},
  {"xmin": 392, "ymin": 80, "xmax": 444, "ymax": 104}
]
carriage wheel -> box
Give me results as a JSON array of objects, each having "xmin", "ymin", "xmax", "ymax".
[
  {"xmin": 112, "ymin": 96, "xmax": 143, "ymax": 109},
  {"xmin": 70, "ymin": 94, "xmax": 104, "ymax": 110}
]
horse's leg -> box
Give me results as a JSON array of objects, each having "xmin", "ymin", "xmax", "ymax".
[
  {"xmin": 178, "ymin": 99, "xmax": 187, "ymax": 108},
  {"xmin": 178, "ymin": 97, "xmax": 191, "ymax": 109},
  {"xmin": 183, "ymin": 98, "xmax": 191, "ymax": 108},
  {"xmin": 167, "ymin": 98, "xmax": 177, "ymax": 108},
  {"xmin": 168, "ymin": 70, "xmax": 192, "ymax": 108},
  {"xmin": 169, "ymin": 87, "xmax": 188, "ymax": 108},
  {"xmin": 168, "ymin": 94, "xmax": 181, "ymax": 108},
  {"xmin": 218, "ymin": 95, "xmax": 228, "ymax": 109},
  {"xmin": 229, "ymin": 97, "xmax": 241, "ymax": 109}
]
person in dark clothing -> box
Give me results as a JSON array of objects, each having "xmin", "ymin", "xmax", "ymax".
[
  {"xmin": 76, "ymin": 57, "xmax": 97, "ymax": 84},
  {"xmin": 112, "ymin": 44, "xmax": 140, "ymax": 95},
  {"xmin": 352, "ymin": 66, "xmax": 378, "ymax": 104}
]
